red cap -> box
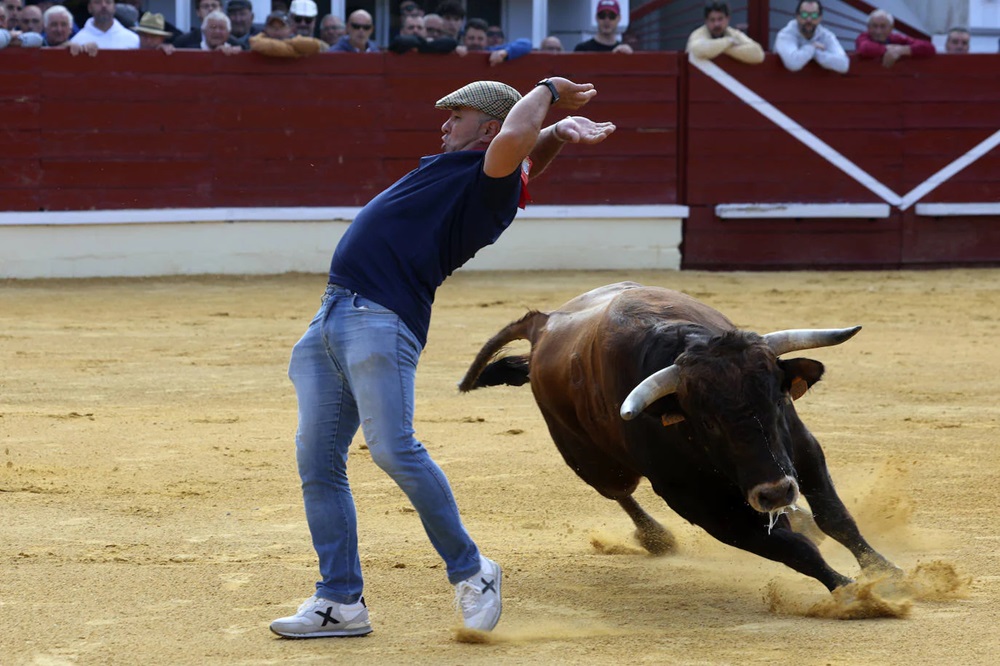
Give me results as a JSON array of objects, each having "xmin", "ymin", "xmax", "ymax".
[{"xmin": 596, "ymin": 0, "xmax": 620, "ymax": 17}]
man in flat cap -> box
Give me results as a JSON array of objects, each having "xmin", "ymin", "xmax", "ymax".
[{"xmin": 270, "ymin": 77, "xmax": 614, "ymax": 639}]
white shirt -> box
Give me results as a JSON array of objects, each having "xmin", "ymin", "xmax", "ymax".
[
  {"xmin": 774, "ymin": 19, "xmax": 848, "ymax": 73},
  {"xmin": 69, "ymin": 17, "xmax": 140, "ymax": 49}
]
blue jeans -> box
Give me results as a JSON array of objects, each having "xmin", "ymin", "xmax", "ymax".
[{"xmin": 288, "ymin": 284, "xmax": 482, "ymax": 603}]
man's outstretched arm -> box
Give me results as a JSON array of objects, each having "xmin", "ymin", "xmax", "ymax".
[
  {"xmin": 527, "ymin": 116, "xmax": 617, "ymax": 181},
  {"xmin": 484, "ymin": 77, "xmax": 608, "ymax": 179}
]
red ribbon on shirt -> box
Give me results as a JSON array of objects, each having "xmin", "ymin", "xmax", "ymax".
[{"xmin": 518, "ymin": 157, "xmax": 532, "ymax": 209}]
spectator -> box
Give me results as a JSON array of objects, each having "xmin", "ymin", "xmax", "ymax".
[
  {"xmin": 41, "ymin": 4, "xmax": 73, "ymax": 46},
  {"xmin": 1, "ymin": 1, "xmax": 43, "ymax": 47},
  {"xmin": 133, "ymin": 11, "xmax": 174, "ymax": 52},
  {"xmin": 172, "ymin": 0, "xmax": 220, "ymax": 48},
  {"xmin": 70, "ymin": 0, "xmax": 139, "ymax": 49},
  {"xmin": 423, "ymin": 12, "xmax": 443, "ymax": 39},
  {"xmin": 329, "ymin": 8, "xmax": 376, "ymax": 52},
  {"xmin": 116, "ymin": 0, "xmax": 181, "ymax": 40},
  {"xmin": 261, "ymin": 10, "xmax": 290, "ymax": 39},
  {"xmin": 486, "ymin": 24, "xmax": 502, "ymax": 47},
  {"xmin": 774, "ymin": 1, "xmax": 848, "ymax": 73},
  {"xmin": 116, "ymin": 0, "xmax": 140, "ymax": 23},
  {"xmin": 539, "ymin": 35, "xmax": 563, "ymax": 53},
  {"xmin": 399, "ymin": 0, "xmax": 422, "ymax": 18},
  {"xmin": 856, "ymin": 10, "xmax": 934, "ymax": 68},
  {"xmin": 271, "ymin": 0, "xmax": 286, "ymax": 11},
  {"xmin": 434, "ymin": 0, "xmax": 463, "ymax": 39},
  {"xmin": 19, "ymin": 3, "xmax": 40, "ymax": 32},
  {"xmin": 250, "ymin": 11, "xmax": 325, "ymax": 55},
  {"xmin": 193, "ymin": 9, "xmax": 241, "ymax": 51},
  {"xmin": 621, "ymin": 25, "xmax": 641, "ymax": 51},
  {"xmin": 3, "ymin": 0, "xmax": 21, "ymax": 30},
  {"xmin": 686, "ymin": 1, "xmax": 763, "ymax": 64},
  {"xmin": 392, "ymin": 0, "xmax": 421, "ymax": 38},
  {"xmin": 455, "ymin": 17, "xmax": 530, "ymax": 66},
  {"xmin": 226, "ymin": 0, "xmax": 258, "ymax": 48},
  {"xmin": 114, "ymin": 3, "xmax": 137, "ymax": 28},
  {"xmin": 944, "ymin": 27, "xmax": 970, "ymax": 54},
  {"xmin": 400, "ymin": 14, "xmax": 424, "ymax": 38},
  {"xmin": 319, "ymin": 13, "xmax": 344, "ymax": 45},
  {"xmin": 288, "ymin": 0, "xmax": 316, "ymax": 37},
  {"xmin": 389, "ymin": 13, "xmax": 456, "ymax": 54},
  {"xmin": 574, "ymin": 0, "xmax": 632, "ymax": 54}
]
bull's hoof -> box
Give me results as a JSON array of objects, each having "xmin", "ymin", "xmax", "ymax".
[
  {"xmin": 635, "ymin": 526, "xmax": 676, "ymax": 556},
  {"xmin": 860, "ymin": 554, "xmax": 904, "ymax": 579},
  {"xmin": 864, "ymin": 561, "xmax": 905, "ymax": 580}
]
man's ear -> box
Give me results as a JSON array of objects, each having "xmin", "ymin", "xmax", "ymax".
[{"xmin": 480, "ymin": 118, "xmax": 501, "ymax": 140}]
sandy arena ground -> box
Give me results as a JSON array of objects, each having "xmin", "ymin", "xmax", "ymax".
[{"xmin": 1, "ymin": 269, "xmax": 998, "ymax": 666}]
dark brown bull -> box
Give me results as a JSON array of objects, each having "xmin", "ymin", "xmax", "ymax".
[{"xmin": 459, "ymin": 282, "xmax": 898, "ymax": 591}]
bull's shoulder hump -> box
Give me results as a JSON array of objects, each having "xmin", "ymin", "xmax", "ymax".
[
  {"xmin": 609, "ymin": 287, "xmax": 735, "ymax": 328},
  {"xmin": 556, "ymin": 282, "xmax": 644, "ymax": 313}
]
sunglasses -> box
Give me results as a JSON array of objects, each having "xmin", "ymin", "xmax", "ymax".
[
  {"xmin": 350, "ymin": 22, "xmax": 373, "ymax": 30},
  {"xmin": 798, "ymin": 11, "xmax": 821, "ymax": 19},
  {"xmin": 597, "ymin": 11, "xmax": 617, "ymax": 20},
  {"xmin": 486, "ymin": 30, "xmax": 503, "ymax": 37},
  {"xmin": 293, "ymin": 15, "xmax": 313, "ymax": 23}
]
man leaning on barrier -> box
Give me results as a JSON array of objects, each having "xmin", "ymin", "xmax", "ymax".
[
  {"xmin": 855, "ymin": 9, "xmax": 934, "ymax": 68},
  {"xmin": 686, "ymin": 1, "xmax": 763, "ymax": 64},
  {"xmin": 774, "ymin": 1, "xmax": 848, "ymax": 73}
]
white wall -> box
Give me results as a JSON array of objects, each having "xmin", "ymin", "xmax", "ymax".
[{"xmin": 0, "ymin": 206, "xmax": 685, "ymax": 279}]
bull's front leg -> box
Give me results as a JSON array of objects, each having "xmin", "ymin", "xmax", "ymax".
[
  {"xmin": 660, "ymin": 487, "xmax": 853, "ymax": 592},
  {"xmin": 788, "ymin": 416, "xmax": 901, "ymax": 576}
]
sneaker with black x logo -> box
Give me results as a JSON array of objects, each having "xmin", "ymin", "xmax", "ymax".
[
  {"xmin": 454, "ymin": 556, "xmax": 502, "ymax": 631},
  {"xmin": 269, "ymin": 595, "xmax": 372, "ymax": 638}
]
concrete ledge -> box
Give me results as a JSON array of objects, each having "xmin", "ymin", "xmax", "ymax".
[{"xmin": 0, "ymin": 205, "xmax": 685, "ymax": 279}]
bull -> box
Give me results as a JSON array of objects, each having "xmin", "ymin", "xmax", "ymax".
[{"xmin": 459, "ymin": 282, "xmax": 898, "ymax": 591}]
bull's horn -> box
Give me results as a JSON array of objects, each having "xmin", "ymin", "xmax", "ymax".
[
  {"xmin": 762, "ymin": 326, "xmax": 861, "ymax": 357},
  {"xmin": 620, "ymin": 365, "xmax": 681, "ymax": 421}
]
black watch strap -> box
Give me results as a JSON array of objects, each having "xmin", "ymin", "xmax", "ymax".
[{"xmin": 535, "ymin": 78, "xmax": 559, "ymax": 106}]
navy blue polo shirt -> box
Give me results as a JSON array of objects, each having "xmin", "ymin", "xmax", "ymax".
[{"xmin": 328, "ymin": 150, "xmax": 522, "ymax": 347}]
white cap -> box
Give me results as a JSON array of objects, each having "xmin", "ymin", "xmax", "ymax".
[{"xmin": 288, "ymin": 0, "xmax": 317, "ymax": 18}]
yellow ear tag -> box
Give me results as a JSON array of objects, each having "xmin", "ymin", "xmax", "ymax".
[{"xmin": 661, "ymin": 414, "xmax": 686, "ymax": 427}]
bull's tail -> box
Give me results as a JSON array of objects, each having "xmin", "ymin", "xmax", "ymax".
[{"xmin": 458, "ymin": 310, "xmax": 549, "ymax": 392}]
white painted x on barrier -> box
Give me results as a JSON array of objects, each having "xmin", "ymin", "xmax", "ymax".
[{"xmin": 689, "ymin": 56, "xmax": 1000, "ymax": 211}]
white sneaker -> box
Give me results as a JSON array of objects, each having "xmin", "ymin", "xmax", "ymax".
[
  {"xmin": 454, "ymin": 556, "xmax": 502, "ymax": 631},
  {"xmin": 269, "ymin": 595, "xmax": 372, "ymax": 638}
]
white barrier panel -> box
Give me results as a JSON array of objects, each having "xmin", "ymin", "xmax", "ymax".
[
  {"xmin": 915, "ymin": 203, "xmax": 1000, "ymax": 216},
  {"xmin": 715, "ymin": 203, "xmax": 891, "ymax": 219},
  {"xmin": 0, "ymin": 205, "xmax": 687, "ymax": 279}
]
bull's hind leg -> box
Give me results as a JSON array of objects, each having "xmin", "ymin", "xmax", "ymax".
[
  {"xmin": 617, "ymin": 495, "xmax": 676, "ymax": 555},
  {"xmin": 539, "ymin": 410, "xmax": 674, "ymax": 556}
]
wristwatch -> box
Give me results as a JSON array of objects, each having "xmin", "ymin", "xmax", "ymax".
[{"xmin": 535, "ymin": 78, "xmax": 559, "ymax": 105}]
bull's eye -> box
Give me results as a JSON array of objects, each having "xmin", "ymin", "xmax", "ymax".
[{"xmin": 701, "ymin": 418, "xmax": 719, "ymax": 434}]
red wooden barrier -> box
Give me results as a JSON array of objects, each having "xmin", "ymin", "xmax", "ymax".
[
  {"xmin": 682, "ymin": 54, "xmax": 1000, "ymax": 269},
  {"xmin": 2, "ymin": 50, "xmax": 998, "ymax": 268},
  {"xmin": 0, "ymin": 50, "xmax": 680, "ymax": 211}
]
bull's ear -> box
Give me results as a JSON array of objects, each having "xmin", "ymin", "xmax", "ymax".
[{"xmin": 779, "ymin": 358, "xmax": 825, "ymax": 400}]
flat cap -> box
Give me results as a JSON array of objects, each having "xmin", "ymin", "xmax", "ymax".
[{"xmin": 435, "ymin": 81, "xmax": 522, "ymax": 121}]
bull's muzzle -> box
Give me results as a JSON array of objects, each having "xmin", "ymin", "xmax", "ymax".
[{"xmin": 748, "ymin": 475, "xmax": 800, "ymax": 513}]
